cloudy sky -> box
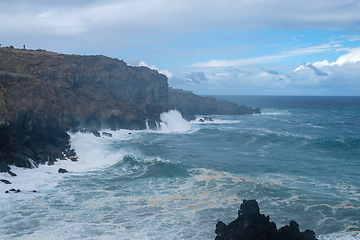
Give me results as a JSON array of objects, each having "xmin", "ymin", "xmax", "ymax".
[{"xmin": 1, "ymin": 0, "xmax": 360, "ymax": 95}]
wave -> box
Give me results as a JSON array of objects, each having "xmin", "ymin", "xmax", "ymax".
[
  {"xmin": 318, "ymin": 232, "xmax": 360, "ymax": 240},
  {"xmin": 191, "ymin": 116, "xmax": 241, "ymax": 125},
  {"xmin": 156, "ymin": 110, "xmax": 194, "ymax": 133}
]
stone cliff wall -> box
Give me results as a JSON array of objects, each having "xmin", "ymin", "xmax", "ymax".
[
  {"xmin": 0, "ymin": 47, "xmax": 169, "ymax": 170},
  {"xmin": 0, "ymin": 47, "xmax": 260, "ymax": 172},
  {"xmin": 0, "ymin": 48, "xmax": 168, "ymax": 104}
]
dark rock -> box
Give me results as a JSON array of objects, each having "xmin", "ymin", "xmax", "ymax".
[
  {"xmin": 215, "ymin": 199, "xmax": 317, "ymax": 240},
  {"xmin": 58, "ymin": 168, "xmax": 68, "ymax": 173},
  {"xmin": 8, "ymin": 188, "xmax": 21, "ymax": 193},
  {"xmin": 0, "ymin": 160, "xmax": 11, "ymax": 173},
  {"xmin": 8, "ymin": 170, "xmax": 17, "ymax": 176},
  {"xmin": 0, "ymin": 179, "xmax": 11, "ymax": 184},
  {"xmin": 80, "ymin": 128, "xmax": 101, "ymax": 137},
  {"xmin": 66, "ymin": 149, "xmax": 76, "ymax": 157},
  {"xmin": 102, "ymin": 132, "xmax": 113, "ymax": 137},
  {"xmin": 70, "ymin": 157, "xmax": 78, "ymax": 162},
  {"xmin": 5, "ymin": 190, "xmax": 9, "ymax": 193},
  {"xmin": 199, "ymin": 116, "xmax": 213, "ymax": 122},
  {"xmin": 92, "ymin": 130, "xmax": 101, "ymax": 137}
]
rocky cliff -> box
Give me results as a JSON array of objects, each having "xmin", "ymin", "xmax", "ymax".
[
  {"xmin": 0, "ymin": 47, "xmax": 260, "ymax": 172},
  {"xmin": 0, "ymin": 47, "xmax": 169, "ymax": 171}
]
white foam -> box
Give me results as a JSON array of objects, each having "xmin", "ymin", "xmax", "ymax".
[
  {"xmin": 158, "ymin": 110, "xmax": 193, "ymax": 133},
  {"xmin": 191, "ymin": 116, "xmax": 241, "ymax": 125},
  {"xmin": 261, "ymin": 109, "xmax": 290, "ymax": 115},
  {"xmin": 318, "ymin": 232, "xmax": 360, "ymax": 240},
  {"xmin": 68, "ymin": 131, "xmax": 130, "ymax": 172},
  {"xmin": 0, "ymin": 130, "xmax": 135, "ymax": 195}
]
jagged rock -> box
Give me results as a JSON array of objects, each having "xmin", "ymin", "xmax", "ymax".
[
  {"xmin": 102, "ymin": 132, "xmax": 113, "ymax": 137},
  {"xmin": 58, "ymin": 168, "xmax": 68, "ymax": 173},
  {"xmin": 0, "ymin": 179, "xmax": 11, "ymax": 184},
  {"xmin": 199, "ymin": 116, "xmax": 213, "ymax": 122},
  {"xmin": 8, "ymin": 188, "xmax": 21, "ymax": 193},
  {"xmin": 80, "ymin": 128, "xmax": 101, "ymax": 137},
  {"xmin": 215, "ymin": 199, "xmax": 317, "ymax": 240},
  {"xmin": 66, "ymin": 149, "xmax": 76, "ymax": 157},
  {"xmin": 8, "ymin": 170, "xmax": 17, "ymax": 176}
]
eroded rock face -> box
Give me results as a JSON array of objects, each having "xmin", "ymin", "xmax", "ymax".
[
  {"xmin": 0, "ymin": 48, "xmax": 169, "ymax": 170},
  {"xmin": 215, "ymin": 199, "xmax": 317, "ymax": 240}
]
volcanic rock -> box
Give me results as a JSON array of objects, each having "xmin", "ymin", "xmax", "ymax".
[
  {"xmin": 0, "ymin": 179, "xmax": 11, "ymax": 184},
  {"xmin": 58, "ymin": 168, "xmax": 68, "ymax": 173},
  {"xmin": 215, "ymin": 199, "xmax": 317, "ymax": 240}
]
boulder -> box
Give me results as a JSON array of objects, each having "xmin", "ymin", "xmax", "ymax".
[
  {"xmin": 102, "ymin": 132, "xmax": 113, "ymax": 137},
  {"xmin": 58, "ymin": 168, "xmax": 68, "ymax": 173},
  {"xmin": 0, "ymin": 179, "xmax": 11, "ymax": 184}
]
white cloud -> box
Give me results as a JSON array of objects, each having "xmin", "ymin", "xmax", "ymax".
[
  {"xmin": 191, "ymin": 43, "xmax": 342, "ymax": 67},
  {"xmin": 290, "ymin": 47, "xmax": 360, "ymax": 92},
  {"xmin": 2, "ymin": 0, "xmax": 360, "ymax": 37},
  {"xmin": 139, "ymin": 61, "xmax": 173, "ymax": 78},
  {"xmin": 174, "ymin": 48, "xmax": 360, "ymax": 95}
]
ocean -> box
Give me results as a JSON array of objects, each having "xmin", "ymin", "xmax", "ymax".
[{"xmin": 1, "ymin": 95, "xmax": 360, "ymax": 240}]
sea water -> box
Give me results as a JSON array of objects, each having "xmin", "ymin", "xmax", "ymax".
[{"xmin": 1, "ymin": 96, "xmax": 360, "ymax": 240}]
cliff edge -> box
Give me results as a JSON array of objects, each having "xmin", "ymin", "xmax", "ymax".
[
  {"xmin": 0, "ymin": 47, "xmax": 169, "ymax": 171},
  {"xmin": 0, "ymin": 47, "xmax": 260, "ymax": 172}
]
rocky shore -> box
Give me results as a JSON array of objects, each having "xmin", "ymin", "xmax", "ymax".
[{"xmin": 0, "ymin": 47, "xmax": 260, "ymax": 174}]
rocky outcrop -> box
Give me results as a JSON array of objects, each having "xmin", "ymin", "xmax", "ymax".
[
  {"xmin": 0, "ymin": 47, "xmax": 169, "ymax": 171},
  {"xmin": 215, "ymin": 199, "xmax": 317, "ymax": 240},
  {"xmin": 169, "ymin": 88, "xmax": 260, "ymax": 120}
]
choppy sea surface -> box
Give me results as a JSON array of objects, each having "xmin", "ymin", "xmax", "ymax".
[{"xmin": 1, "ymin": 95, "xmax": 360, "ymax": 240}]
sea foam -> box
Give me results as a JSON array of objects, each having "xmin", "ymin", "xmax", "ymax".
[{"xmin": 158, "ymin": 110, "xmax": 192, "ymax": 133}]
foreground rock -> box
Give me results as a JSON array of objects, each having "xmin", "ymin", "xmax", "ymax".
[{"xmin": 215, "ymin": 199, "xmax": 317, "ymax": 240}]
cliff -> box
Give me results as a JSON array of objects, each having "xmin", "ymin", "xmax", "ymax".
[
  {"xmin": 0, "ymin": 47, "xmax": 168, "ymax": 171},
  {"xmin": 0, "ymin": 47, "xmax": 260, "ymax": 172},
  {"xmin": 169, "ymin": 88, "xmax": 260, "ymax": 120}
]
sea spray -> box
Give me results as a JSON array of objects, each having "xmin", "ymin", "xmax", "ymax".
[
  {"xmin": 158, "ymin": 110, "xmax": 192, "ymax": 133},
  {"xmin": 1, "ymin": 96, "xmax": 360, "ymax": 240}
]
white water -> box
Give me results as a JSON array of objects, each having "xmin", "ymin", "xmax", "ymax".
[{"xmin": 1, "ymin": 108, "xmax": 360, "ymax": 240}]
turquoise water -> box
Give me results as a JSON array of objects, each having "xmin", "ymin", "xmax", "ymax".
[{"xmin": 1, "ymin": 96, "xmax": 360, "ymax": 239}]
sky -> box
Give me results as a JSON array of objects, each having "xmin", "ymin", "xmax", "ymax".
[{"xmin": 1, "ymin": 0, "xmax": 360, "ymax": 96}]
